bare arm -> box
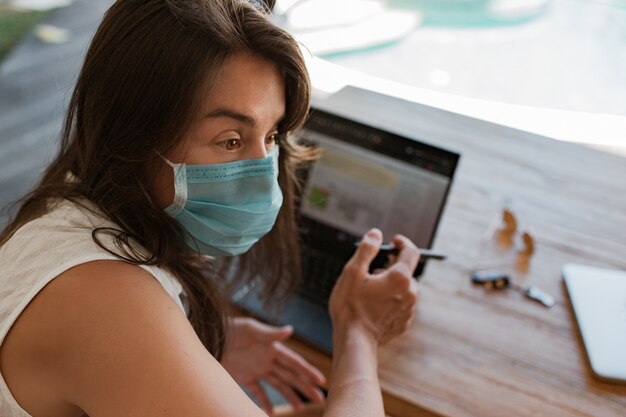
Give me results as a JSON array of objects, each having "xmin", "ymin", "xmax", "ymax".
[
  {"xmin": 1, "ymin": 260, "xmax": 268, "ymax": 417},
  {"xmin": 325, "ymin": 327, "xmax": 384, "ymax": 417},
  {"xmin": 1, "ymin": 229, "xmax": 418, "ymax": 417},
  {"xmin": 323, "ymin": 229, "xmax": 420, "ymax": 417}
]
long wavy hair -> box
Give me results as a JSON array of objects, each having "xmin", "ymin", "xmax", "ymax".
[{"xmin": 0, "ymin": 0, "xmax": 314, "ymax": 359}]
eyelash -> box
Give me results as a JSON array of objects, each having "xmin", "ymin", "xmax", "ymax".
[
  {"xmin": 220, "ymin": 134, "xmax": 280, "ymax": 151},
  {"xmin": 268, "ymin": 133, "xmax": 280, "ymax": 144}
]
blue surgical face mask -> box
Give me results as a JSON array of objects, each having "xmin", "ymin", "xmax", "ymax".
[{"xmin": 160, "ymin": 149, "xmax": 283, "ymax": 256}]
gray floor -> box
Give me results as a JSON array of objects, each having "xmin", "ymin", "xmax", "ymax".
[{"xmin": 0, "ymin": 0, "xmax": 114, "ymax": 227}]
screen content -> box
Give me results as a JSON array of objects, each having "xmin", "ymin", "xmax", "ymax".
[{"xmin": 299, "ymin": 130, "xmax": 452, "ymax": 248}]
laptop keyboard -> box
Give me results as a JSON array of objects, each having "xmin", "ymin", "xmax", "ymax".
[{"xmin": 298, "ymin": 246, "xmax": 347, "ymax": 305}]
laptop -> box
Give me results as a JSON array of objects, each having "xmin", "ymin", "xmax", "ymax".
[
  {"xmin": 562, "ymin": 263, "xmax": 626, "ymax": 384},
  {"xmin": 235, "ymin": 107, "xmax": 460, "ymax": 353}
]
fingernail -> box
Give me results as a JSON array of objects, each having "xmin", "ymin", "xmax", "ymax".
[
  {"xmin": 314, "ymin": 371, "xmax": 326, "ymax": 384},
  {"xmin": 366, "ymin": 228, "xmax": 382, "ymax": 241}
]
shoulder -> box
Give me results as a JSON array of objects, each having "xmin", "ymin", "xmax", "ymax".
[
  {"xmin": 2, "ymin": 260, "xmax": 188, "ymax": 370},
  {"xmin": 0, "ymin": 260, "xmax": 262, "ymax": 416},
  {"xmin": 0, "ymin": 261, "xmax": 180, "ymax": 413},
  {"xmin": 0, "ymin": 198, "xmax": 120, "ymax": 274},
  {"xmin": 36, "ymin": 260, "xmax": 184, "ymax": 326}
]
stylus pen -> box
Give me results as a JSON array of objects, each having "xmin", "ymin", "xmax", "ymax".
[{"xmin": 353, "ymin": 242, "xmax": 447, "ymax": 261}]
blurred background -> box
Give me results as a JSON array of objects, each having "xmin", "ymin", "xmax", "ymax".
[
  {"xmin": 276, "ymin": 0, "xmax": 626, "ymax": 115},
  {"xmin": 0, "ymin": 0, "xmax": 625, "ymax": 226}
]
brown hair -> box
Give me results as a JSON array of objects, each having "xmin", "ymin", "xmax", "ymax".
[{"xmin": 0, "ymin": 0, "xmax": 313, "ymax": 359}]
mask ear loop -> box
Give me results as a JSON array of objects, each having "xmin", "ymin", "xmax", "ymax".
[
  {"xmin": 154, "ymin": 150, "xmax": 187, "ymax": 216},
  {"xmin": 155, "ymin": 150, "xmax": 175, "ymax": 168}
]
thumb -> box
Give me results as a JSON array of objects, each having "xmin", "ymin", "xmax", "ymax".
[
  {"xmin": 252, "ymin": 321, "xmax": 294, "ymax": 341},
  {"xmin": 349, "ymin": 228, "xmax": 383, "ymax": 274}
]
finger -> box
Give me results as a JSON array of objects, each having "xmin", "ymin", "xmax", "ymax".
[
  {"xmin": 408, "ymin": 278, "xmax": 420, "ymax": 300},
  {"xmin": 399, "ymin": 317, "xmax": 414, "ymax": 334},
  {"xmin": 248, "ymin": 381, "xmax": 273, "ymax": 414},
  {"xmin": 274, "ymin": 342, "xmax": 326, "ymax": 386},
  {"xmin": 250, "ymin": 320, "xmax": 294, "ymax": 342},
  {"xmin": 391, "ymin": 234, "xmax": 420, "ymax": 273},
  {"xmin": 348, "ymin": 228, "xmax": 383, "ymax": 274},
  {"xmin": 390, "ymin": 312, "xmax": 413, "ymax": 334},
  {"xmin": 388, "ymin": 263, "xmax": 412, "ymax": 286},
  {"xmin": 398, "ymin": 305, "xmax": 416, "ymax": 321},
  {"xmin": 398, "ymin": 299, "xmax": 417, "ymax": 323},
  {"xmin": 272, "ymin": 365, "xmax": 325, "ymax": 404},
  {"xmin": 390, "ymin": 290, "xmax": 418, "ymax": 315},
  {"xmin": 266, "ymin": 374, "xmax": 305, "ymax": 411},
  {"xmin": 392, "ymin": 278, "xmax": 418, "ymax": 302}
]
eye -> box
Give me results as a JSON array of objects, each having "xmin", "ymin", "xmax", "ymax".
[
  {"xmin": 266, "ymin": 133, "xmax": 280, "ymax": 150},
  {"xmin": 223, "ymin": 138, "xmax": 242, "ymax": 151}
]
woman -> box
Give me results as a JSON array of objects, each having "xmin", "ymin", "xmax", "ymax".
[{"xmin": 0, "ymin": 0, "xmax": 420, "ymax": 416}]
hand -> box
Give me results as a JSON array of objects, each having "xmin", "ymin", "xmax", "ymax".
[
  {"xmin": 221, "ymin": 317, "xmax": 326, "ymax": 413},
  {"xmin": 329, "ymin": 228, "xmax": 420, "ymax": 345}
]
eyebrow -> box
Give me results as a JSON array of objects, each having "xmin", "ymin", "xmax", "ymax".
[
  {"xmin": 204, "ymin": 108, "xmax": 284, "ymax": 129},
  {"xmin": 205, "ymin": 108, "xmax": 256, "ymax": 127}
]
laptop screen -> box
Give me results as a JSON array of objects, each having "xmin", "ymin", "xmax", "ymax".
[
  {"xmin": 233, "ymin": 108, "xmax": 461, "ymax": 352},
  {"xmin": 296, "ymin": 108, "xmax": 459, "ymax": 252}
]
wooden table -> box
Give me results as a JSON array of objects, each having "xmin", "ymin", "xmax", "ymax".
[{"xmin": 281, "ymin": 86, "xmax": 626, "ymax": 417}]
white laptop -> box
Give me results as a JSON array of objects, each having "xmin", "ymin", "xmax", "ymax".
[{"xmin": 562, "ymin": 263, "xmax": 626, "ymax": 384}]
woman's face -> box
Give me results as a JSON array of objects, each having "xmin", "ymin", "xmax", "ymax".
[{"xmin": 151, "ymin": 53, "xmax": 287, "ymax": 209}]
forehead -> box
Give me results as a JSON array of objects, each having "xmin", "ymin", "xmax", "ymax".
[{"xmin": 200, "ymin": 53, "xmax": 286, "ymax": 124}]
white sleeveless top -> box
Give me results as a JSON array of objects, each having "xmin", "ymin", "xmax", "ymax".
[{"xmin": 0, "ymin": 199, "xmax": 186, "ymax": 417}]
